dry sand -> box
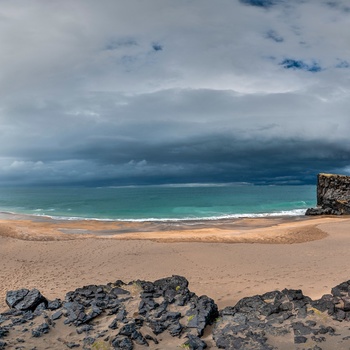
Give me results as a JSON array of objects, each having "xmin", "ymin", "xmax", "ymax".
[{"xmin": 1, "ymin": 213, "xmax": 350, "ymax": 314}]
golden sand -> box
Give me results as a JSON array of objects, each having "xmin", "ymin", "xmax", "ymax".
[{"xmin": 1, "ymin": 213, "xmax": 350, "ymax": 312}]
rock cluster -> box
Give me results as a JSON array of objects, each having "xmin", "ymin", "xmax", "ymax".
[
  {"xmin": 2, "ymin": 276, "xmax": 350, "ymax": 349},
  {"xmin": 213, "ymin": 285, "xmax": 350, "ymax": 349},
  {"xmin": 306, "ymin": 173, "xmax": 350, "ymax": 215},
  {"xmin": 0, "ymin": 275, "xmax": 217, "ymax": 349}
]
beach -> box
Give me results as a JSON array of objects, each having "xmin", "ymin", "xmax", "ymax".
[{"xmin": 1, "ymin": 213, "xmax": 350, "ymax": 313}]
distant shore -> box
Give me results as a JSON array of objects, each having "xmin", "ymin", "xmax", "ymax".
[{"xmin": 1, "ymin": 213, "xmax": 350, "ymax": 315}]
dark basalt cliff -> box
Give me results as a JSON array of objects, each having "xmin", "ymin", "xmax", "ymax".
[
  {"xmin": 306, "ymin": 173, "xmax": 350, "ymax": 215},
  {"xmin": 3, "ymin": 276, "xmax": 350, "ymax": 349}
]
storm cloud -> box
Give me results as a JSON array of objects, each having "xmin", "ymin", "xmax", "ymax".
[{"xmin": 1, "ymin": 0, "xmax": 350, "ymax": 186}]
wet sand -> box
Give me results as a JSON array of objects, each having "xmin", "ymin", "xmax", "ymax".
[{"xmin": 1, "ymin": 213, "xmax": 350, "ymax": 313}]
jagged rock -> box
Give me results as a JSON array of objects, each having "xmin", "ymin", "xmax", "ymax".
[
  {"xmin": 294, "ymin": 335, "xmax": 307, "ymax": 344},
  {"xmin": 47, "ymin": 299, "xmax": 62, "ymax": 310},
  {"xmin": 52, "ymin": 310, "xmax": 63, "ymax": 320},
  {"xmin": 6, "ymin": 289, "xmax": 47, "ymax": 312},
  {"xmin": 149, "ymin": 320, "xmax": 167, "ymax": 335},
  {"xmin": 182, "ymin": 334, "xmax": 207, "ymax": 349},
  {"xmin": 154, "ymin": 275, "xmax": 189, "ymax": 291},
  {"xmin": 63, "ymin": 301, "xmax": 84, "ymax": 323},
  {"xmin": 109, "ymin": 318, "xmax": 118, "ymax": 330},
  {"xmin": 5, "ymin": 289, "xmax": 29, "ymax": 309},
  {"xmin": 16, "ymin": 289, "xmax": 47, "ymax": 311},
  {"xmin": 331, "ymin": 280, "xmax": 350, "ymax": 297},
  {"xmin": 215, "ymin": 332, "xmax": 273, "ymax": 350},
  {"xmin": 63, "ymin": 300, "xmax": 102, "ymax": 326},
  {"xmin": 152, "ymin": 275, "xmax": 194, "ymax": 306},
  {"xmin": 76, "ymin": 324, "xmax": 93, "ymax": 334},
  {"xmin": 186, "ymin": 295, "xmax": 218, "ymax": 336},
  {"xmin": 110, "ymin": 287, "xmax": 130, "ymax": 296},
  {"xmin": 309, "ymin": 280, "xmax": 350, "ymax": 321},
  {"xmin": 311, "ymin": 294, "xmax": 336, "ymax": 314},
  {"xmin": 118, "ymin": 322, "xmax": 137, "ymax": 337},
  {"xmin": 292, "ymin": 322, "xmax": 312, "ymax": 336},
  {"xmin": 111, "ymin": 335, "xmax": 134, "ymax": 350},
  {"xmin": 0, "ymin": 327, "xmax": 9, "ymax": 339},
  {"xmin": 115, "ymin": 308, "xmax": 127, "ymax": 322},
  {"xmin": 213, "ymin": 288, "xmax": 319, "ymax": 349},
  {"xmin": 5, "ymin": 276, "xmax": 350, "ymax": 349},
  {"xmin": 34, "ymin": 301, "xmax": 47, "ymax": 314},
  {"xmin": 168, "ymin": 321, "xmax": 183, "ymax": 336},
  {"xmin": 305, "ymin": 207, "xmax": 333, "ymax": 215},
  {"xmin": 32, "ymin": 323, "xmax": 50, "ymax": 337},
  {"xmin": 1, "ymin": 276, "xmax": 219, "ymax": 347},
  {"xmin": 306, "ymin": 173, "xmax": 350, "ymax": 215}
]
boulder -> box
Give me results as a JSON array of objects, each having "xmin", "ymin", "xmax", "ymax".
[
  {"xmin": 5, "ymin": 289, "xmax": 29, "ymax": 309},
  {"xmin": 6, "ymin": 289, "xmax": 47, "ymax": 311}
]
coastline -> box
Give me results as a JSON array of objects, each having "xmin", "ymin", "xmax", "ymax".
[
  {"xmin": 0, "ymin": 211, "xmax": 333, "ymax": 243},
  {"xmin": 1, "ymin": 213, "xmax": 350, "ymax": 314}
]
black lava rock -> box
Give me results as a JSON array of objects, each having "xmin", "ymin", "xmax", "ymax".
[
  {"xmin": 182, "ymin": 334, "xmax": 207, "ymax": 349},
  {"xmin": 111, "ymin": 335, "xmax": 134, "ymax": 350},
  {"xmin": 7, "ymin": 289, "xmax": 47, "ymax": 312},
  {"xmin": 4, "ymin": 276, "xmax": 350, "ymax": 349},
  {"xmin": 32, "ymin": 323, "xmax": 50, "ymax": 337}
]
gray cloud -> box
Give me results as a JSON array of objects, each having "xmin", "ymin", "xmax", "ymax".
[
  {"xmin": 266, "ymin": 30, "xmax": 284, "ymax": 42},
  {"xmin": 0, "ymin": 0, "xmax": 350, "ymax": 186}
]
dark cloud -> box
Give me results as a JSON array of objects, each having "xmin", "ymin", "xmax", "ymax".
[
  {"xmin": 280, "ymin": 59, "xmax": 322, "ymax": 72},
  {"xmin": 239, "ymin": 0, "xmax": 277, "ymax": 8},
  {"xmin": 152, "ymin": 43, "xmax": 163, "ymax": 51},
  {"xmin": 1, "ymin": 84, "xmax": 350, "ymax": 186},
  {"xmin": 13, "ymin": 137, "xmax": 350, "ymax": 186},
  {"xmin": 0, "ymin": 1, "xmax": 350, "ymax": 186}
]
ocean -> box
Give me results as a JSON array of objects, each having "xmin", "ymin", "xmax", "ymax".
[{"xmin": 0, "ymin": 184, "xmax": 316, "ymax": 221}]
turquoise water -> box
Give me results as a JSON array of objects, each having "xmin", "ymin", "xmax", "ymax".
[{"xmin": 0, "ymin": 184, "xmax": 316, "ymax": 221}]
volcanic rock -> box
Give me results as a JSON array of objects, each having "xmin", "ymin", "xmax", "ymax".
[
  {"xmin": 306, "ymin": 173, "xmax": 350, "ymax": 215},
  {"xmin": 2, "ymin": 276, "xmax": 350, "ymax": 349}
]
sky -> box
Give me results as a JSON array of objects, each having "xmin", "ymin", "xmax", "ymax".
[{"xmin": 1, "ymin": 0, "xmax": 350, "ymax": 186}]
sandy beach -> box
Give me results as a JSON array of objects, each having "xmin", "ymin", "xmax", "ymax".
[{"xmin": 1, "ymin": 213, "xmax": 350, "ymax": 313}]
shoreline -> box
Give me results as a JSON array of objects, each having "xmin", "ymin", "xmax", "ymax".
[
  {"xmin": 1, "ymin": 214, "xmax": 350, "ymax": 314},
  {"xmin": 0, "ymin": 208, "xmax": 310, "ymax": 223},
  {"xmin": 0, "ymin": 211, "xmax": 337, "ymax": 243}
]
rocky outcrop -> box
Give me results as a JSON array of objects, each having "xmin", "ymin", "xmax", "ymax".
[
  {"xmin": 0, "ymin": 275, "xmax": 218, "ymax": 349},
  {"xmin": 306, "ymin": 173, "xmax": 350, "ymax": 215},
  {"xmin": 3, "ymin": 277, "xmax": 350, "ymax": 349}
]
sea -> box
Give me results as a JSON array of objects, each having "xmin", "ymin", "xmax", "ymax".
[{"xmin": 0, "ymin": 184, "xmax": 316, "ymax": 222}]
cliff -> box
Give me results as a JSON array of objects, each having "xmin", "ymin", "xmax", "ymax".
[{"xmin": 306, "ymin": 173, "xmax": 350, "ymax": 215}]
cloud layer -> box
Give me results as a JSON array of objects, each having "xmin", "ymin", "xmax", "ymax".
[{"xmin": 1, "ymin": 0, "xmax": 350, "ymax": 185}]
